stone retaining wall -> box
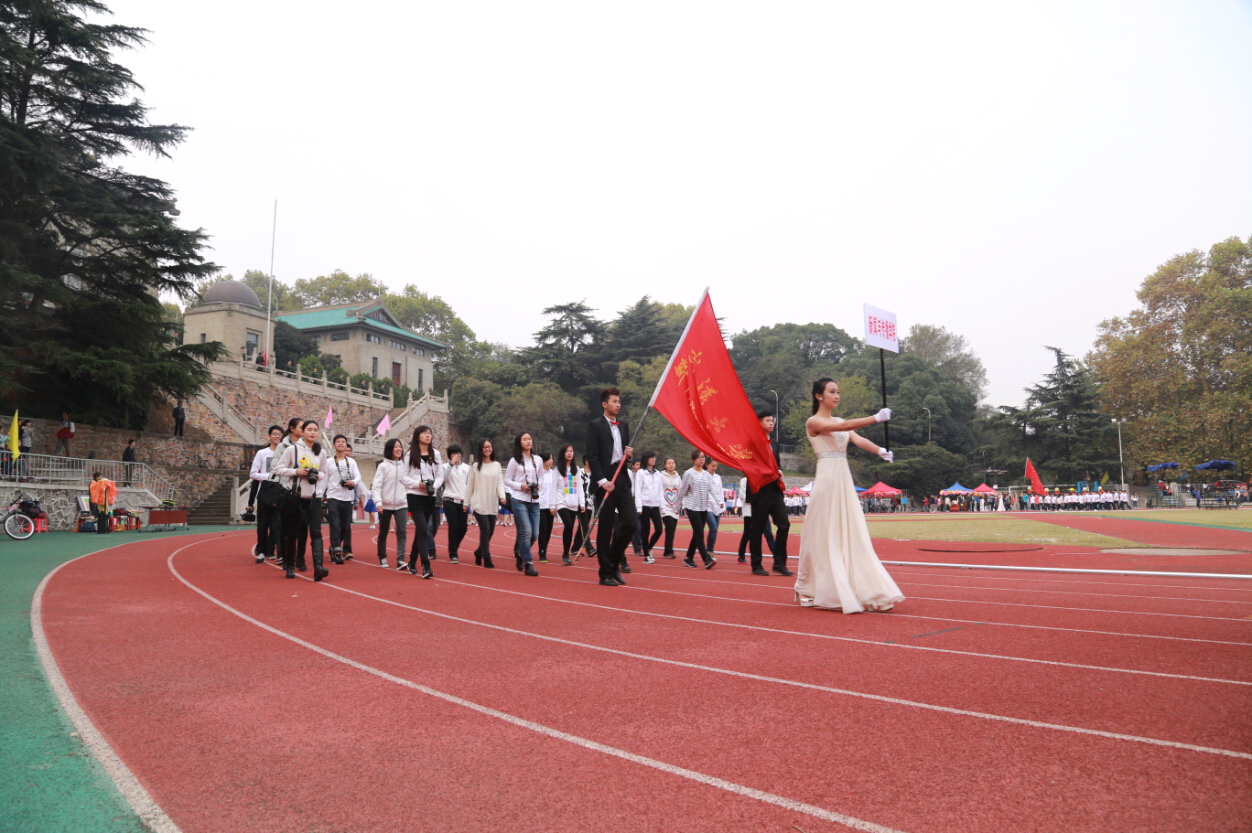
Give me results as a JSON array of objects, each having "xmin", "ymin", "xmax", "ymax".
[{"xmin": 11, "ymin": 483, "xmax": 160, "ymax": 531}]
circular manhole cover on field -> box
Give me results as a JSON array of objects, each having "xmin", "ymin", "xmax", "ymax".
[{"xmin": 1099, "ymin": 547, "xmax": 1249, "ymax": 556}]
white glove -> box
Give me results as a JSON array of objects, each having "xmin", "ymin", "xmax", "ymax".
[
  {"xmin": 878, "ymin": 448, "xmax": 894, "ymax": 463},
  {"xmin": 874, "ymin": 408, "xmax": 892, "ymax": 423}
]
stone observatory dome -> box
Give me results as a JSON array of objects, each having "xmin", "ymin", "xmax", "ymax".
[{"xmin": 200, "ymin": 279, "xmax": 262, "ymax": 310}]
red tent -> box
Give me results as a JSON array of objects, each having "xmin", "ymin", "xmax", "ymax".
[
  {"xmin": 972, "ymin": 483, "xmax": 998, "ymax": 494},
  {"xmin": 860, "ymin": 481, "xmax": 902, "ymax": 497}
]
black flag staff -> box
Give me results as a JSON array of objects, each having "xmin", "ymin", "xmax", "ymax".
[
  {"xmin": 879, "ymin": 348, "xmax": 890, "ymax": 452},
  {"xmin": 863, "ymin": 303, "xmax": 899, "ymax": 452},
  {"xmin": 570, "ymin": 291, "xmax": 709, "ymax": 564}
]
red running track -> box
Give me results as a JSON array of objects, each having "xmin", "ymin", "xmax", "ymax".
[{"xmin": 37, "ymin": 523, "xmax": 1252, "ymax": 833}]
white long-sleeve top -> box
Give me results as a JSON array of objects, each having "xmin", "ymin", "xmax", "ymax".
[
  {"xmin": 273, "ymin": 439, "xmax": 329, "ymax": 499},
  {"xmin": 552, "ymin": 465, "xmax": 585, "ymax": 511},
  {"xmin": 399, "ymin": 451, "xmax": 443, "ymax": 497},
  {"xmin": 538, "ymin": 466, "xmax": 559, "ymax": 509},
  {"xmin": 504, "ymin": 454, "xmax": 542, "ymax": 503},
  {"xmin": 635, "ymin": 467, "xmax": 664, "ymax": 510},
  {"xmin": 324, "ymin": 455, "xmax": 363, "ymax": 503},
  {"xmin": 466, "ymin": 461, "xmax": 506, "ymax": 514},
  {"xmin": 371, "ymin": 459, "xmax": 410, "ymax": 511},
  {"xmin": 442, "ymin": 461, "xmax": 470, "ymax": 503},
  {"xmin": 707, "ymin": 472, "xmax": 725, "ymax": 515},
  {"xmin": 660, "ymin": 471, "xmax": 682, "ymax": 518},
  {"xmin": 676, "ymin": 467, "xmax": 713, "ymax": 513},
  {"xmin": 249, "ymin": 447, "xmax": 277, "ymax": 482}
]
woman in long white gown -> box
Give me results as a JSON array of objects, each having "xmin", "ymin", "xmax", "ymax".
[{"xmin": 795, "ymin": 378, "xmax": 906, "ymax": 612}]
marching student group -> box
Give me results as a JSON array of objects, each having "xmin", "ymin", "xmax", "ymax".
[{"xmin": 245, "ymin": 382, "xmax": 906, "ymax": 614}]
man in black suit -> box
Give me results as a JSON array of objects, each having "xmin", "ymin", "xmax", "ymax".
[
  {"xmin": 746, "ymin": 408, "xmax": 792, "ymax": 577},
  {"xmin": 586, "ymin": 387, "xmax": 639, "ymax": 586}
]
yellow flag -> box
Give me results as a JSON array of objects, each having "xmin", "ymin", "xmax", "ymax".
[
  {"xmin": 1099, "ymin": 471, "xmax": 1110, "ymax": 486},
  {"xmin": 7, "ymin": 411, "xmax": 19, "ymax": 461}
]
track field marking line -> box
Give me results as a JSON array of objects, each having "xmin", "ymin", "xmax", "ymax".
[
  {"xmin": 238, "ymin": 561, "xmax": 1252, "ymax": 761},
  {"xmin": 169, "ymin": 553, "xmax": 907, "ymax": 833},
  {"xmin": 418, "ymin": 573, "xmax": 1252, "ymax": 687},
  {"xmin": 360, "ymin": 536, "xmax": 1252, "ymax": 646},
  {"xmin": 888, "ymin": 569, "xmax": 1252, "ymax": 594},
  {"xmin": 893, "ymin": 579, "xmax": 1252, "ymax": 605},
  {"xmin": 31, "ymin": 537, "xmax": 252, "ymax": 833}
]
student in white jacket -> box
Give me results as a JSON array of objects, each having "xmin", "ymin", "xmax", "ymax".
[
  {"xmin": 552, "ymin": 444, "xmax": 586, "ymax": 565},
  {"xmin": 398, "ymin": 425, "xmax": 442, "ymax": 578},
  {"xmin": 273, "ymin": 419, "xmax": 329, "ymax": 581},
  {"xmin": 324, "ymin": 434, "xmax": 363, "ymax": 565},
  {"xmin": 634, "ymin": 451, "xmax": 664, "ymax": 563},
  {"xmin": 246, "ymin": 424, "xmax": 285, "ymax": 563},
  {"xmin": 370, "ymin": 438, "xmax": 408, "ymax": 569},
  {"xmin": 659, "ymin": 457, "xmax": 683, "ymax": 558},
  {"xmin": 441, "ymin": 444, "xmax": 471, "ymax": 563},
  {"xmin": 465, "ymin": 438, "xmax": 506, "ymax": 568}
]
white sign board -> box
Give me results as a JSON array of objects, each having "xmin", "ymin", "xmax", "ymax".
[{"xmin": 863, "ymin": 304, "xmax": 899, "ymax": 353}]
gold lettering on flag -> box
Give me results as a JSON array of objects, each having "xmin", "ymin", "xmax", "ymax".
[
  {"xmin": 707, "ymin": 417, "xmax": 727, "ymax": 433},
  {"xmin": 673, "ymin": 350, "xmax": 703, "ymax": 381},
  {"xmin": 725, "ymin": 444, "xmax": 754, "ymax": 461},
  {"xmin": 696, "ymin": 379, "xmax": 717, "ymax": 404}
]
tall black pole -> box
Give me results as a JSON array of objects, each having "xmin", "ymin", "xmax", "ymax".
[{"xmin": 879, "ymin": 348, "xmax": 890, "ymax": 452}]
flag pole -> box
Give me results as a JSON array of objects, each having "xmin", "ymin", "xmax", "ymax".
[
  {"xmin": 879, "ymin": 348, "xmax": 890, "ymax": 452},
  {"xmin": 573, "ymin": 289, "xmax": 708, "ymax": 564}
]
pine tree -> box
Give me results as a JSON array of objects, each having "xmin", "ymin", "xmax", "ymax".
[{"xmin": 0, "ymin": 0, "xmax": 222, "ymax": 428}]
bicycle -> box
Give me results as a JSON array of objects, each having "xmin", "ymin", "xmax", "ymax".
[{"xmin": 3, "ymin": 492, "xmax": 40, "ymax": 540}]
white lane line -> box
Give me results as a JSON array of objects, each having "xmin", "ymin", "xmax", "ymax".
[
  {"xmin": 169, "ymin": 554, "xmax": 907, "ymax": 833},
  {"xmin": 31, "ymin": 537, "xmax": 243, "ymax": 833},
  {"xmin": 893, "ymin": 580, "xmax": 1252, "ymax": 605},
  {"xmin": 527, "ymin": 569, "xmax": 1252, "ymax": 649},
  {"xmin": 887, "ymin": 568, "xmax": 1252, "ymax": 594},
  {"xmin": 233, "ymin": 560, "xmax": 1252, "ymax": 761},
  {"xmin": 362, "ymin": 532, "xmax": 1252, "ymax": 644}
]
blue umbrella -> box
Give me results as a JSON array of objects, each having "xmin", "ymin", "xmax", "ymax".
[
  {"xmin": 1195, "ymin": 460, "xmax": 1236, "ymax": 471},
  {"xmin": 1146, "ymin": 462, "xmax": 1181, "ymax": 472}
]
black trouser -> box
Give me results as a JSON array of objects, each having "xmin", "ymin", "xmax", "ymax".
[
  {"xmin": 473, "ymin": 512, "xmax": 495, "ymax": 564},
  {"xmin": 406, "ymin": 494, "xmax": 434, "ymax": 572},
  {"xmin": 173, "ymin": 417, "xmax": 184, "ymax": 437},
  {"xmin": 662, "ymin": 515, "xmax": 678, "ymax": 555},
  {"xmin": 94, "ymin": 504, "xmax": 110, "ymax": 534},
  {"xmin": 685, "ymin": 510, "xmax": 710, "ymax": 563},
  {"xmin": 281, "ymin": 497, "xmax": 323, "ymax": 572},
  {"xmin": 377, "ymin": 508, "xmax": 407, "ymax": 563},
  {"xmin": 748, "ymin": 483, "xmax": 790, "ymax": 570},
  {"xmin": 537, "ymin": 507, "xmax": 554, "ymax": 557},
  {"xmin": 256, "ymin": 499, "xmax": 281, "ymax": 558},
  {"xmin": 123, "ymin": 463, "xmax": 134, "ymax": 487},
  {"xmin": 444, "ymin": 500, "xmax": 468, "ymax": 559},
  {"xmin": 556, "ymin": 507, "xmax": 583, "ymax": 556},
  {"xmin": 739, "ymin": 515, "xmax": 775, "ymax": 558},
  {"xmin": 426, "ymin": 506, "xmax": 441, "ymax": 555},
  {"xmin": 638, "ymin": 506, "xmax": 663, "ymax": 554},
  {"xmin": 631, "ymin": 510, "xmax": 643, "ymax": 553},
  {"xmin": 595, "ymin": 475, "xmax": 638, "ymax": 581},
  {"xmin": 326, "ymin": 497, "xmax": 354, "ymax": 555}
]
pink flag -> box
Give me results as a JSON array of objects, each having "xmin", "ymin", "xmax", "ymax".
[
  {"xmin": 376, "ymin": 413, "xmax": 391, "ymax": 436},
  {"xmin": 324, "ymin": 406, "xmax": 334, "ymax": 429}
]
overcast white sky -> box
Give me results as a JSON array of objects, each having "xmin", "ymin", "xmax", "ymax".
[{"xmin": 105, "ymin": 0, "xmax": 1252, "ymax": 408}]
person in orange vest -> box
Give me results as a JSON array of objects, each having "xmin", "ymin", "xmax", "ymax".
[{"xmin": 89, "ymin": 471, "xmax": 118, "ymax": 534}]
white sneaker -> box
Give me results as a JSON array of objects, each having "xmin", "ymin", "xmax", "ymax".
[
  {"xmin": 369, "ymin": 524, "xmax": 376, "ymax": 529},
  {"xmin": 643, "ymin": 555, "xmax": 655, "ymax": 564},
  {"xmin": 379, "ymin": 559, "xmax": 389, "ymax": 568},
  {"xmin": 396, "ymin": 561, "xmax": 407, "ymax": 571}
]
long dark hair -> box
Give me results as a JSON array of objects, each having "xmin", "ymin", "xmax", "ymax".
[
  {"xmin": 475, "ymin": 438, "xmax": 494, "ymax": 470},
  {"xmin": 811, "ymin": 377, "xmax": 835, "ymax": 415},
  {"xmin": 555, "ymin": 444, "xmax": 576, "ymax": 476},
  {"xmin": 409, "ymin": 424, "xmax": 434, "ymax": 467},
  {"xmin": 512, "ymin": 432, "xmax": 533, "ymax": 464},
  {"xmin": 383, "ymin": 438, "xmax": 404, "ymax": 462},
  {"xmin": 298, "ymin": 419, "xmax": 322, "ymax": 456}
]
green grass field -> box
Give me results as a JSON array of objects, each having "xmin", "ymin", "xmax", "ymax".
[{"xmin": 717, "ymin": 513, "xmax": 1145, "ymax": 548}]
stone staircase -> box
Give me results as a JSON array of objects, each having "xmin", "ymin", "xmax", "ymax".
[{"xmin": 187, "ymin": 479, "xmax": 236, "ymax": 525}]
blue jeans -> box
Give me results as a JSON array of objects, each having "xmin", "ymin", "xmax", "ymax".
[
  {"xmin": 705, "ymin": 510, "xmax": 721, "ymax": 553},
  {"xmin": 511, "ymin": 497, "xmax": 541, "ymax": 563}
]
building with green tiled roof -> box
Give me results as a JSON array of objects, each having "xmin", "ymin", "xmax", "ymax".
[{"xmin": 184, "ymin": 287, "xmax": 445, "ymax": 394}]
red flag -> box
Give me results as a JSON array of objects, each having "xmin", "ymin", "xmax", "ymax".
[
  {"xmin": 1024, "ymin": 458, "xmax": 1045, "ymax": 495},
  {"xmin": 649, "ymin": 291, "xmax": 778, "ymax": 492}
]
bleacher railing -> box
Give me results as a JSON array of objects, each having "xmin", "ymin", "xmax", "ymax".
[{"xmin": 0, "ymin": 452, "xmax": 176, "ymax": 504}]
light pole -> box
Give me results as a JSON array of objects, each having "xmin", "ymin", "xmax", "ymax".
[
  {"xmin": 922, "ymin": 407, "xmax": 931, "ymax": 444},
  {"xmin": 768, "ymin": 390, "xmax": 779, "ymax": 440},
  {"xmin": 1115, "ymin": 418, "xmax": 1125, "ymax": 491}
]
